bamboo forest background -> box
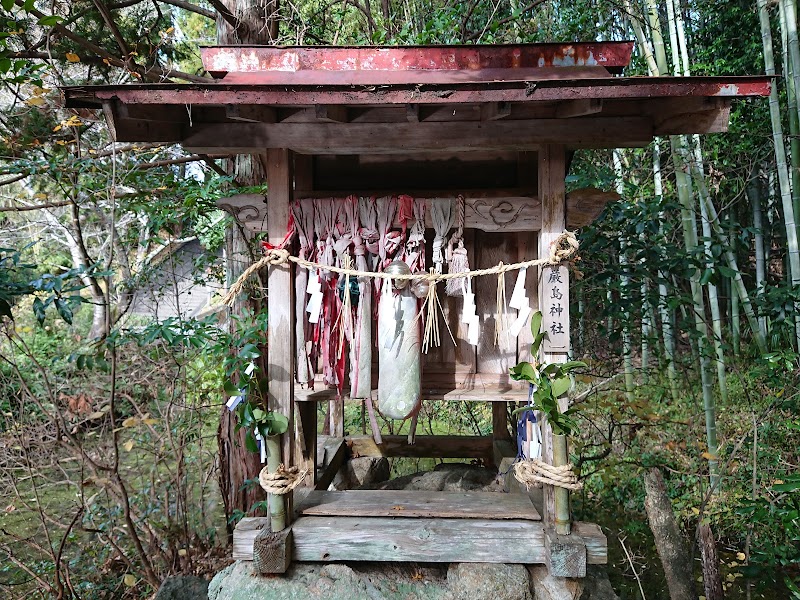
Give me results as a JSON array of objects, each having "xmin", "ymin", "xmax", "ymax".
[{"xmin": 0, "ymin": 0, "xmax": 799, "ymax": 598}]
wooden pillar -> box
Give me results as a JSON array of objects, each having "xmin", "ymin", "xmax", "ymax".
[
  {"xmin": 266, "ymin": 148, "xmax": 296, "ymax": 527},
  {"xmin": 537, "ymin": 144, "xmax": 571, "ymax": 533},
  {"xmin": 293, "ymin": 154, "xmax": 318, "ymax": 485}
]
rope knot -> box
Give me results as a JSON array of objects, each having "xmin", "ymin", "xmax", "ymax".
[
  {"xmin": 265, "ymin": 248, "xmax": 290, "ymax": 266},
  {"xmin": 547, "ymin": 231, "xmax": 579, "ymax": 265},
  {"xmin": 259, "ymin": 464, "xmax": 308, "ymax": 495},
  {"xmin": 513, "ymin": 459, "xmax": 583, "ymax": 491}
]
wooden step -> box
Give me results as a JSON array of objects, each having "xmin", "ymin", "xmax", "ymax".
[
  {"xmin": 234, "ymin": 516, "xmax": 607, "ymax": 566},
  {"xmin": 296, "ymin": 384, "xmax": 529, "ymax": 402},
  {"xmin": 297, "ymin": 490, "xmax": 541, "ymax": 520}
]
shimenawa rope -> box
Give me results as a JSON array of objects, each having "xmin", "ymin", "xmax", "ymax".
[
  {"xmin": 259, "ymin": 464, "xmax": 308, "ymax": 495},
  {"xmin": 513, "ymin": 459, "xmax": 583, "ymax": 491},
  {"xmin": 221, "ymin": 230, "xmax": 579, "ymax": 307}
]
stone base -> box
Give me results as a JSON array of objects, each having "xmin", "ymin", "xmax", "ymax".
[{"xmin": 208, "ymin": 560, "xmax": 619, "ymax": 600}]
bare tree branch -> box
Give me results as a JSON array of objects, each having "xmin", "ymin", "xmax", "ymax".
[{"xmin": 108, "ymin": 0, "xmax": 215, "ymax": 19}]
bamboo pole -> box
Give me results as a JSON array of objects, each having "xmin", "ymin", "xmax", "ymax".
[
  {"xmin": 654, "ymin": 139, "xmax": 680, "ymax": 402},
  {"xmin": 779, "ymin": 0, "xmax": 800, "ymax": 246},
  {"xmin": 552, "ymin": 434, "xmax": 570, "ymax": 535},
  {"xmin": 759, "ymin": 0, "xmax": 800, "ymax": 351},
  {"xmin": 637, "ymin": 0, "xmax": 719, "ymax": 485},
  {"xmin": 748, "ymin": 172, "xmax": 768, "ymax": 340},
  {"xmin": 265, "ymin": 435, "xmax": 286, "ymax": 531},
  {"xmin": 613, "ymin": 149, "xmax": 636, "ymax": 403}
]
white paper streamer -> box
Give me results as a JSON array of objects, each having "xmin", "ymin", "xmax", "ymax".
[
  {"xmin": 306, "ymin": 269, "xmax": 323, "ymax": 324},
  {"xmin": 509, "ymin": 304, "xmax": 532, "ymax": 337}
]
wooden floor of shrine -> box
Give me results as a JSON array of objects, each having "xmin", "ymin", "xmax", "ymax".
[{"xmin": 233, "ymin": 436, "xmax": 607, "ymax": 567}]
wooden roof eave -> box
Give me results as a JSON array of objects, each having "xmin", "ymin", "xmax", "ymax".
[{"xmin": 62, "ymin": 75, "xmax": 771, "ymax": 153}]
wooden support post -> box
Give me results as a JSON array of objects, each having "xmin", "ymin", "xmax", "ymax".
[
  {"xmin": 253, "ymin": 527, "xmax": 292, "ymax": 574},
  {"xmin": 293, "ymin": 153, "xmax": 317, "ymax": 486},
  {"xmin": 266, "ymin": 148, "xmax": 296, "ymax": 530},
  {"xmin": 537, "ymin": 144, "xmax": 571, "ymax": 535}
]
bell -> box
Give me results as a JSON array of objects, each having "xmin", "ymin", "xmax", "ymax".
[
  {"xmin": 385, "ymin": 260, "xmax": 412, "ymax": 289},
  {"xmin": 412, "ymin": 279, "xmax": 430, "ymax": 299}
]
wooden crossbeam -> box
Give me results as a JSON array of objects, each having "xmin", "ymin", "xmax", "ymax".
[
  {"xmin": 347, "ymin": 435, "xmax": 494, "ymax": 459},
  {"xmin": 233, "ymin": 516, "xmax": 607, "ymax": 566},
  {"xmin": 296, "ymin": 490, "xmax": 541, "ymax": 520},
  {"xmin": 177, "ymin": 118, "xmax": 654, "ymax": 153}
]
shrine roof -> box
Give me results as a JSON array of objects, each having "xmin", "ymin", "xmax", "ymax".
[{"xmin": 62, "ymin": 42, "xmax": 772, "ymax": 153}]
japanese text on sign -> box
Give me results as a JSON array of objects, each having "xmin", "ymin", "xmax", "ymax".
[{"xmin": 541, "ymin": 265, "xmax": 569, "ymax": 352}]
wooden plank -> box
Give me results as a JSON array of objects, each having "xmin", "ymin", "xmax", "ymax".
[
  {"xmin": 405, "ymin": 104, "xmax": 420, "ymax": 122},
  {"xmin": 475, "ymin": 229, "xmax": 517, "ymax": 376},
  {"xmin": 537, "ymin": 144, "xmax": 568, "ymax": 529},
  {"xmin": 481, "ymin": 102, "xmax": 512, "ymax": 121},
  {"xmin": 314, "ymin": 105, "xmax": 348, "ymax": 123},
  {"xmin": 266, "ymin": 148, "xmax": 296, "ymax": 525},
  {"xmin": 180, "ymin": 118, "xmax": 655, "ymax": 154},
  {"xmin": 226, "ymin": 105, "xmax": 277, "ymax": 123},
  {"xmin": 315, "ymin": 436, "xmax": 347, "ymax": 491},
  {"xmin": 297, "ymin": 490, "xmax": 540, "ymax": 520},
  {"xmin": 556, "ymin": 98, "xmax": 603, "ymax": 118},
  {"xmin": 347, "ymin": 435, "xmax": 493, "ymax": 459},
  {"xmin": 233, "ymin": 516, "xmax": 607, "ymax": 565}
]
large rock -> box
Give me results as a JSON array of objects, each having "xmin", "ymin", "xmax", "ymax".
[
  {"xmin": 447, "ymin": 563, "xmax": 532, "ymax": 600},
  {"xmin": 579, "ymin": 566, "xmax": 620, "ymax": 600},
  {"xmin": 365, "ymin": 463, "xmax": 504, "ymax": 492},
  {"xmin": 529, "ymin": 566, "xmax": 584, "ymax": 600},
  {"xmin": 155, "ymin": 575, "xmax": 209, "ymax": 600},
  {"xmin": 333, "ymin": 456, "xmax": 391, "ymax": 489},
  {"xmin": 208, "ymin": 560, "xmax": 450, "ymax": 600}
]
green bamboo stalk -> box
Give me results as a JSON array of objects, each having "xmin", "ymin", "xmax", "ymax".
[
  {"xmin": 747, "ymin": 173, "xmax": 768, "ymax": 340},
  {"xmin": 638, "ymin": 0, "xmax": 719, "ymax": 484},
  {"xmin": 758, "ymin": 0, "xmax": 800, "ymax": 351},
  {"xmin": 779, "ymin": 0, "xmax": 800, "ymax": 244},
  {"xmin": 654, "ymin": 138, "xmax": 680, "ymax": 402},
  {"xmin": 729, "ymin": 216, "xmax": 741, "ymax": 354},
  {"xmin": 614, "ymin": 149, "xmax": 636, "ymax": 403}
]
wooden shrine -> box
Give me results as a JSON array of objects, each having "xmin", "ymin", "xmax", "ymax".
[{"xmin": 64, "ymin": 42, "xmax": 771, "ymax": 578}]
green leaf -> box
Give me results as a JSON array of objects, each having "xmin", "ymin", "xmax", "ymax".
[
  {"xmin": 244, "ymin": 432, "xmax": 258, "ymax": 453},
  {"xmin": 530, "ymin": 310, "xmax": 543, "ymax": 337},
  {"xmin": 510, "ymin": 361, "xmax": 537, "ymax": 383},
  {"xmin": 37, "ymin": 15, "xmax": 64, "ymax": 26},
  {"xmin": 54, "ymin": 298, "xmax": 72, "ymax": 324},
  {"xmin": 223, "ymin": 379, "xmax": 240, "ymax": 396},
  {"xmin": 719, "ymin": 265, "xmax": 738, "ymax": 278},
  {"xmin": 268, "ymin": 412, "xmax": 289, "ymax": 435},
  {"xmin": 252, "ymin": 407, "xmax": 266, "ymax": 421},
  {"xmin": 1, "ymin": 0, "xmax": 14, "ymax": 11},
  {"xmin": 699, "ymin": 268, "xmax": 713, "ymax": 285},
  {"xmin": 32, "ymin": 297, "xmax": 45, "ymax": 324},
  {"xmin": 772, "ymin": 480, "xmax": 800, "ymax": 493}
]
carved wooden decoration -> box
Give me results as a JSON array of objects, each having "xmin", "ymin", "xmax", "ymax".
[{"xmin": 216, "ymin": 193, "xmax": 267, "ymax": 232}]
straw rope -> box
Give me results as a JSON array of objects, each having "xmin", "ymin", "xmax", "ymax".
[
  {"xmin": 513, "ymin": 459, "xmax": 583, "ymax": 491},
  {"xmin": 221, "ymin": 230, "xmax": 579, "ymax": 307},
  {"xmin": 258, "ymin": 464, "xmax": 308, "ymax": 495}
]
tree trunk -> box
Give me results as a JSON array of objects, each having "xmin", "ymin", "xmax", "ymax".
[
  {"xmin": 697, "ymin": 522, "xmax": 725, "ymax": 600},
  {"xmin": 643, "ymin": 468, "xmax": 695, "ymax": 600},
  {"xmin": 216, "ymin": 0, "xmax": 279, "ymax": 529}
]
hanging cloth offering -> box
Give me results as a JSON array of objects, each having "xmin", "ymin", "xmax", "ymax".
[
  {"xmin": 431, "ymin": 198, "xmax": 454, "ymax": 274},
  {"xmin": 314, "ymin": 198, "xmax": 340, "ymax": 387},
  {"xmin": 377, "ymin": 274, "xmax": 421, "ymax": 420},
  {"xmin": 351, "ymin": 196, "xmax": 375, "ymax": 401},
  {"xmin": 291, "ymin": 199, "xmax": 315, "ymax": 387},
  {"xmin": 446, "ymin": 195, "xmax": 469, "ymax": 297}
]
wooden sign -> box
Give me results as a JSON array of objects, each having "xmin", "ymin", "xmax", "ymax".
[{"xmin": 540, "ymin": 265, "xmax": 569, "ymax": 352}]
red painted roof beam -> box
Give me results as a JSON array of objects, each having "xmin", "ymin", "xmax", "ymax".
[{"xmin": 200, "ymin": 42, "xmax": 635, "ymax": 79}]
